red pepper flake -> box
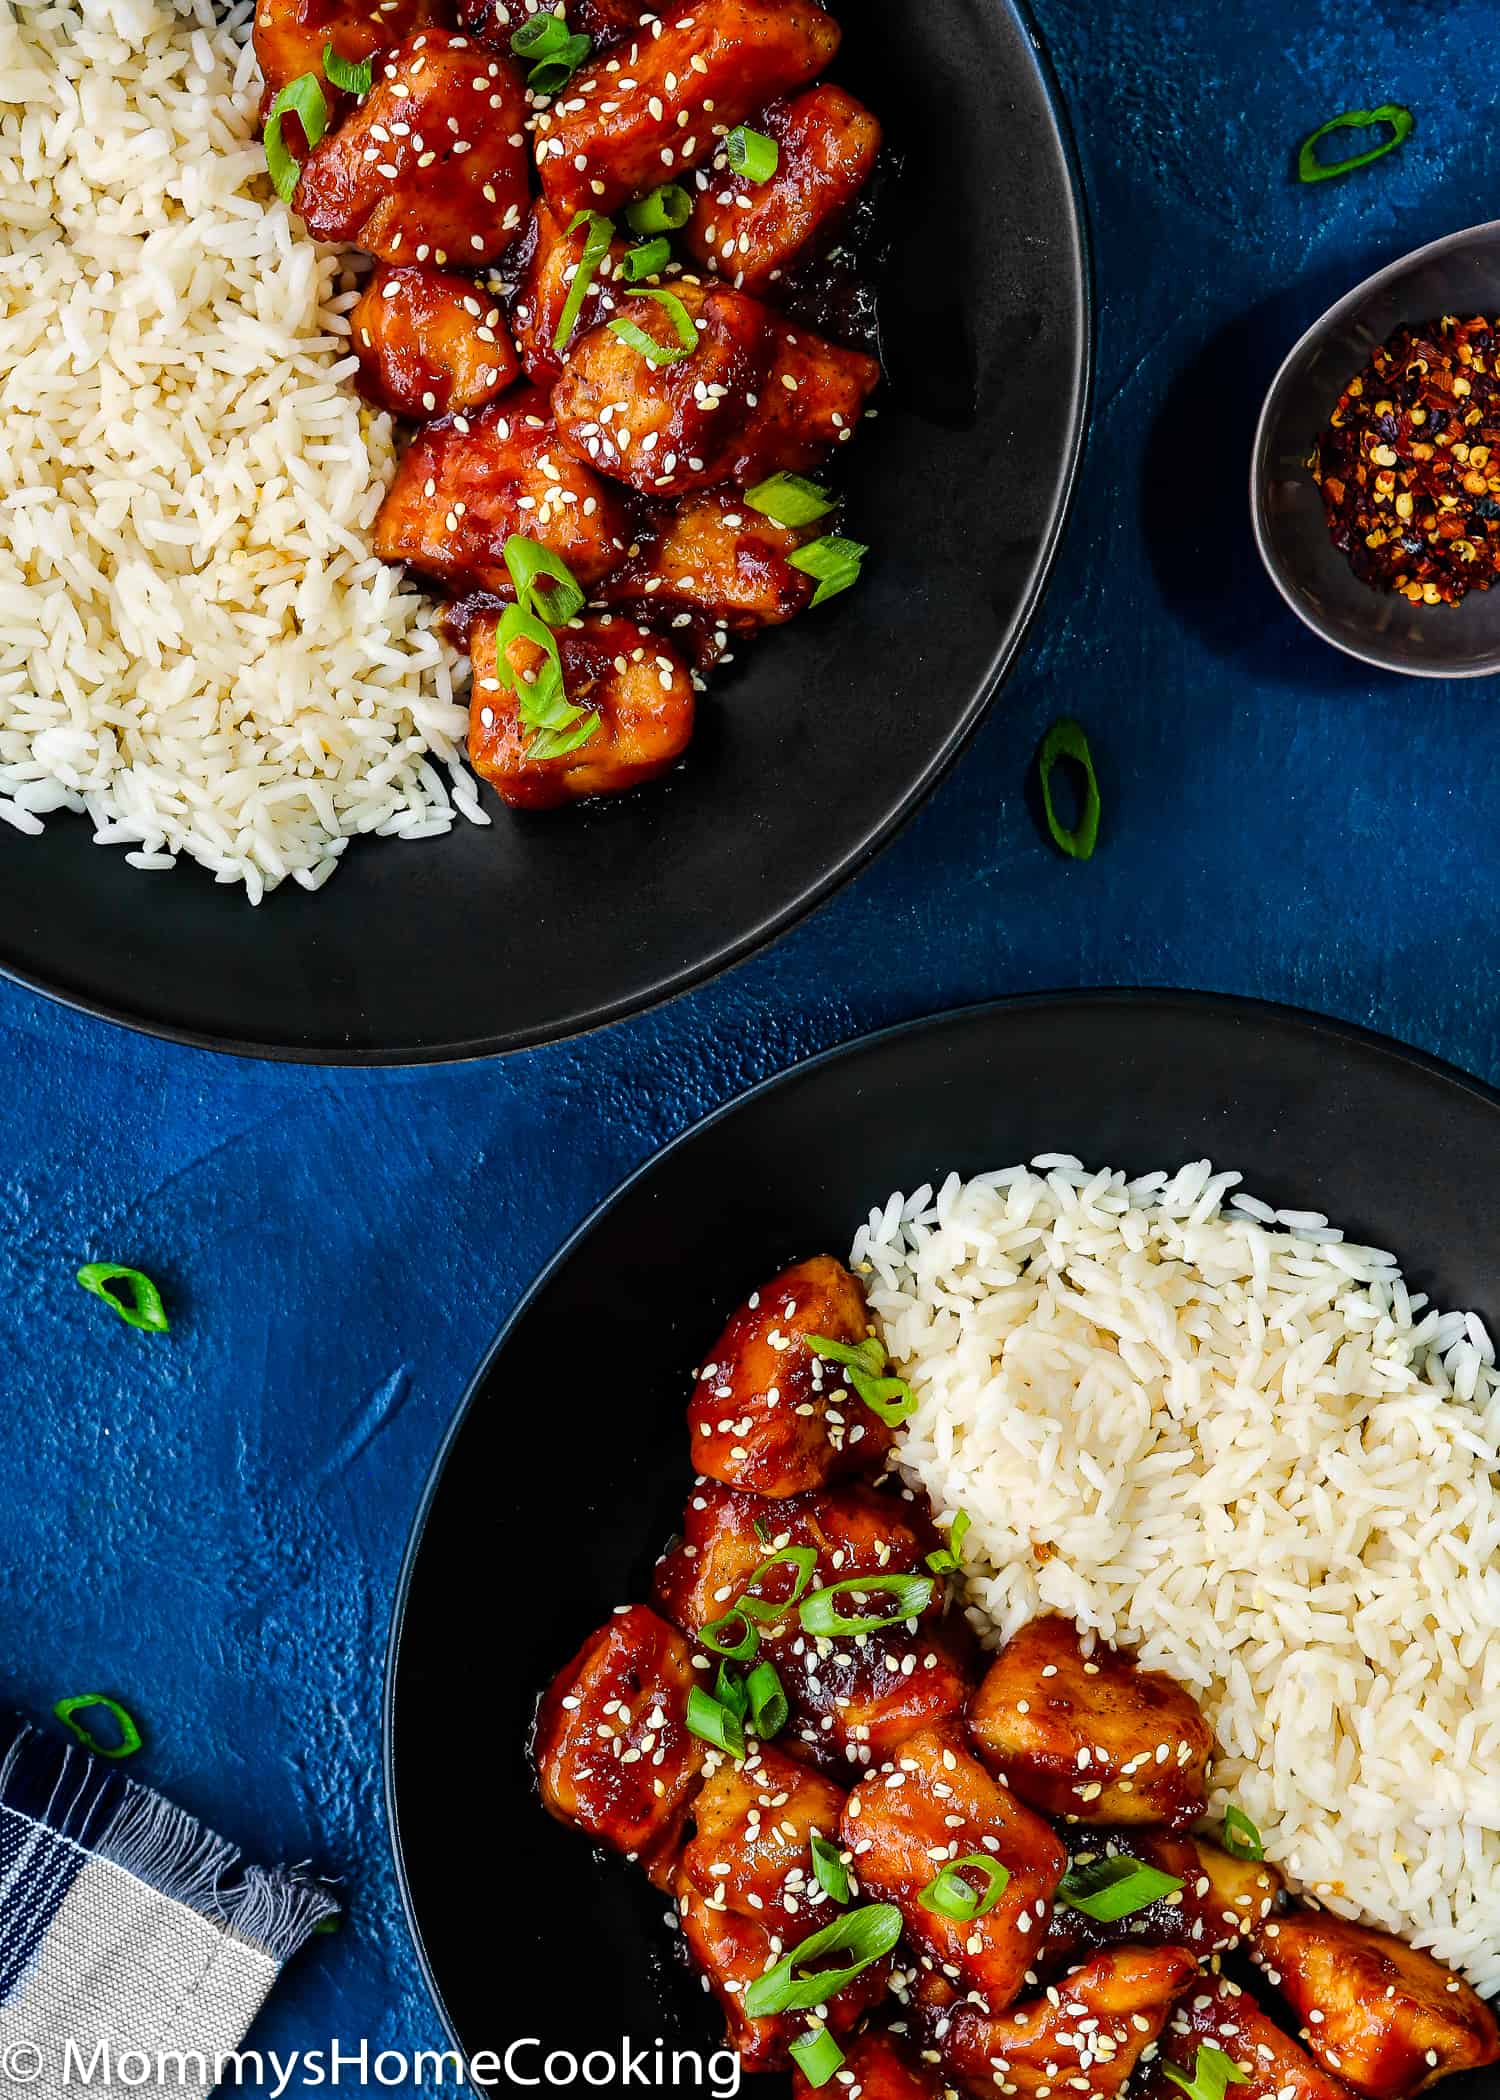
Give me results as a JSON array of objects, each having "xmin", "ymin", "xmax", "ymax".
[{"xmin": 1312, "ymin": 313, "xmax": 1500, "ymax": 606}]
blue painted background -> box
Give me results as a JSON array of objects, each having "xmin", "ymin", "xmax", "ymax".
[{"xmin": 4, "ymin": 0, "xmax": 1499, "ymax": 2079}]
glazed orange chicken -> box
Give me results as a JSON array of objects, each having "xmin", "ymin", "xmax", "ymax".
[
  {"xmin": 256, "ymin": 0, "xmax": 883, "ymax": 814},
  {"xmin": 529, "ymin": 1256, "xmax": 1500, "ymax": 2094}
]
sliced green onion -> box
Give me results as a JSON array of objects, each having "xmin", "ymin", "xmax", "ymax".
[
  {"xmin": 553, "ymin": 209, "xmax": 615, "ymax": 354},
  {"xmin": 746, "ymin": 472, "xmax": 834, "ymax": 529},
  {"xmin": 607, "ymin": 287, "xmax": 697, "ymax": 367},
  {"xmin": 700, "ymin": 1608, "xmax": 759, "ymax": 1661},
  {"xmin": 788, "ymin": 534, "xmax": 866, "ymax": 608},
  {"xmin": 1058, "ymin": 1853, "xmax": 1183, "ymax": 1922},
  {"xmin": 725, "ymin": 123, "xmax": 778, "ymax": 183},
  {"xmin": 321, "ymin": 42, "xmax": 372, "ymax": 96},
  {"xmin": 799, "ymin": 1574, "xmax": 933, "ymax": 1639},
  {"xmin": 263, "ymin": 72, "xmax": 328, "ymax": 204},
  {"xmin": 527, "ymin": 33, "xmax": 591, "ymax": 93},
  {"xmin": 789, "ymin": 2028, "xmax": 844, "ymax": 2088},
  {"xmin": 742, "ymin": 1903, "xmax": 902, "ymax": 2018},
  {"xmin": 926, "ymin": 1508, "xmax": 972, "ymax": 1576},
  {"xmin": 493, "ymin": 602, "xmax": 598, "ymax": 761},
  {"xmin": 76, "ymin": 1262, "xmax": 169, "ymax": 1334},
  {"xmin": 753, "ymin": 1514, "xmax": 775, "ymax": 1546},
  {"xmin": 1221, "ymin": 1805, "xmax": 1264, "ymax": 1861},
  {"xmin": 1297, "ymin": 104, "xmax": 1413, "ymax": 184},
  {"xmin": 511, "ymin": 10, "xmax": 571, "ymax": 55},
  {"xmin": 504, "ymin": 534, "xmax": 585, "ymax": 627},
  {"xmin": 746, "ymin": 1660, "xmax": 788, "ymax": 1738},
  {"xmin": 810, "ymin": 1832, "xmax": 850, "ymax": 1906},
  {"xmin": 918, "ymin": 1853, "xmax": 1011, "ymax": 1922},
  {"xmin": 714, "ymin": 1660, "xmax": 749, "ymax": 1721},
  {"xmin": 621, "ymin": 237, "xmax": 672, "ymax": 282},
  {"xmin": 738, "ymin": 1544, "xmax": 818, "ymax": 1624},
  {"xmin": 1162, "ymin": 2045, "xmax": 1252, "ymax": 2100},
  {"xmin": 686, "ymin": 1683, "xmax": 745, "ymax": 1758},
  {"xmin": 805, "ymin": 1332, "xmax": 914, "ymax": 1427},
  {"xmin": 1035, "ymin": 716, "xmax": 1100, "ymax": 861},
  {"xmin": 626, "ymin": 182, "xmax": 692, "ymax": 234},
  {"xmin": 54, "ymin": 1694, "xmax": 142, "ymax": 1760}
]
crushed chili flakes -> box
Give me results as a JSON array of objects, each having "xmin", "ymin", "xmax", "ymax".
[{"xmin": 1312, "ymin": 313, "xmax": 1500, "ymax": 606}]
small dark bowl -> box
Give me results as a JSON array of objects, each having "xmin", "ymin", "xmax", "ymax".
[{"xmin": 1251, "ymin": 219, "xmax": 1500, "ymax": 679}]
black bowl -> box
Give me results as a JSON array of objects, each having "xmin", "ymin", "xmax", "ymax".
[
  {"xmin": 1251, "ymin": 219, "xmax": 1500, "ymax": 679},
  {"xmin": 386, "ymin": 989, "xmax": 1500, "ymax": 2090},
  {"xmin": 0, "ymin": 0, "xmax": 1089, "ymax": 1063}
]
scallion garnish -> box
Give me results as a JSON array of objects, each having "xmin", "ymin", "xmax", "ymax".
[
  {"xmin": 918, "ymin": 1853, "xmax": 1011, "ymax": 1922},
  {"xmin": 510, "ymin": 10, "xmax": 591, "ymax": 93},
  {"xmin": 686, "ymin": 1683, "xmax": 745, "ymax": 1758},
  {"xmin": 745, "ymin": 472, "xmax": 834, "ymax": 529},
  {"xmin": 799, "ymin": 1573, "xmax": 933, "ymax": 1638},
  {"xmin": 1297, "ymin": 104, "xmax": 1413, "ymax": 185},
  {"xmin": 715, "ymin": 1660, "xmax": 749, "ymax": 1721},
  {"xmin": 805, "ymin": 1332, "xmax": 915, "ymax": 1426},
  {"xmin": 493, "ymin": 602, "xmax": 599, "ymax": 761},
  {"xmin": 788, "ymin": 535, "xmax": 866, "ymax": 608},
  {"xmin": 504, "ymin": 534, "xmax": 585, "ymax": 626},
  {"xmin": 625, "ymin": 182, "xmax": 692, "ymax": 234},
  {"xmin": 553, "ymin": 209, "xmax": 615, "ymax": 354},
  {"xmin": 1221, "ymin": 1804, "xmax": 1264, "ymax": 1861},
  {"xmin": 788, "ymin": 2027, "xmax": 844, "ymax": 2088},
  {"xmin": 725, "ymin": 123, "xmax": 778, "ymax": 183},
  {"xmin": 263, "ymin": 72, "xmax": 328, "ymax": 204},
  {"xmin": 1035, "ymin": 716, "xmax": 1100, "ymax": 861},
  {"xmin": 699, "ymin": 1607, "xmax": 759, "ymax": 1661},
  {"xmin": 76, "ymin": 1262, "xmax": 169, "ymax": 1333},
  {"xmin": 54, "ymin": 1694, "xmax": 142, "ymax": 1760},
  {"xmin": 1057, "ymin": 1853, "xmax": 1183, "ymax": 1922},
  {"xmin": 527, "ymin": 34, "xmax": 591, "ymax": 94},
  {"xmin": 737, "ymin": 1543, "xmax": 818, "ymax": 1624},
  {"xmin": 810, "ymin": 1832, "xmax": 850, "ymax": 1906},
  {"xmin": 1162, "ymin": 2045, "xmax": 1252, "ymax": 2100},
  {"xmin": 321, "ymin": 42, "xmax": 372, "ymax": 96},
  {"xmin": 746, "ymin": 1659, "xmax": 788, "ymax": 1738},
  {"xmin": 621, "ymin": 237, "xmax": 672, "ymax": 282},
  {"xmin": 741, "ymin": 1902, "xmax": 902, "ymax": 2018},
  {"xmin": 607, "ymin": 287, "xmax": 697, "ymax": 367},
  {"xmin": 926, "ymin": 1508, "xmax": 971, "ymax": 1576}
]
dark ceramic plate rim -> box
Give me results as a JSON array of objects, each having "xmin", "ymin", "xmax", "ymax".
[
  {"xmin": 381, "ymin": 984, "xmax": 1500, "ymax": 2072},
  {"xmin": 0, "ymin": 9, "xmax": 1094, "ymax": 1067},
  {"xmin": 1249, "ymin": 216, "xmax": 1500, "ymax": 681}
]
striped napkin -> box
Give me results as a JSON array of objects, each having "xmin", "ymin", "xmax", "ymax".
[{"xmin": 0, "ymin": 1715, "xmax": 336, "ymax": 2099}]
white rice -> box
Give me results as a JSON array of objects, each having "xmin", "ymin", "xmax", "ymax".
[
  {"xmin": 852, "ymin": 1157, "xmax": 1500, "ymax": 1994},
  {"xmin": 0, "ymin": 0, "xmax": 482, "ymax": 900}
]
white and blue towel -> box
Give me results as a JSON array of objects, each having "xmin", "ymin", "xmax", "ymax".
[{"xmin": 0, "ymin": 1717, "xmax": 336, "ymax": 2099}]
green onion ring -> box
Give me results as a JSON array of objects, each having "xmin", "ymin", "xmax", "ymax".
[
  {"xmin": 788, "ymin": 2028, "xmax": 845, "ymax": 2088},
  {"xmin": 798, "ymin": 1574, "xmax": 933, "ymax": 1639},
  {"xmin": 263, "ymin": 72, "xmax": 328, "ymax": 204},
  {"xmin": 725, "ymin": 123, "xmax": 778, "ymax": 183},
  {"xmin": 686, "ymin": 1684, "xmax": 745, "ymax": 1758},
  {"xmin": 625, "ymin": 183, "xmax": 692, "ymax": 234},
  {"xmin": 76, "ymin": 1262, "xmax": 169, "ymax": 1333},
  {"xmin": 746, "ymin": 1659, "xmax": 788, "ymax": 1738},
  {"xmin": 1057, "ymin": 1853, "xmax": 1183, "ymax": 1922},
  {"xmin": 54, "ymin": 1694, "xmax": 143, "ymax": 1760},
  {"xmin": 699, "ymin": 1608, "xmax": 759, "ymax": 1661},
  {"xmin": 918, "ymin": 1853, "xmax": 1011, "ymax": 1921},
  {"xmin": 1035, "ymin": 716, "xmax": 1101, "ymax": 860},
  {"xmin": 1162, "ymin": 2044, "xmax": 1252, "ymax": 2100},
  {"xmin": 810, "ymin": 1832, "xmax": 850, "ymax": 1906},
  {"xmin": 321, "ymin": 43, "xmax": 372, "ymax": 96},
  {"xmin": 1221, "ymin": 1804, "xmax": 1264, "ymax": 1861},
  {"xmin": 742, "ymin": 1902, "xmax": 902, "ymax": 2018},
  {"xmin": 1297, "ymin": 104, "xmax": 1413, "ymax": 184},
  {"xmin": 553, "ymin": 210, "xmax": 615, "ymax": 355}
]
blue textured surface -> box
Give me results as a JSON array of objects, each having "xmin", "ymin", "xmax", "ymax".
[{"xmin": 4, "ymin": 0, "xmax": 1500, "ymax": 2078}]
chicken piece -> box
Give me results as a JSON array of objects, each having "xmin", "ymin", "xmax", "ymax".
[
  {"xmin": 600, "ymin": 490, "xmax": 816, "ymax": 634},
  {"xmin": 916, "ymin": 1945, "xmax": 1197, "ymax": 2100},
  {"xmin": 469, "ymin": 612, "xmax": 694, "ymax": 810},
  {"xmin": 532, "ymin": 0, "xmax": 840, "ymax": 221},
  {"xmin": 295, "ymin": 30, "xmax": 529, "ymax": 265},
  {"xmin": 793, "ymin": 2028, "xmax": 952, "ymax": 2100},
  {"xmin": 1143, "ymin": 1973, "xmax": 1355, "ymax": 2100},
  {"xmin": 687, "ymin": 1255, "xmax": 893, "ymax": 1497},
  {"xmin": 728, "ymin": 321, "xmax": 880, "ymax": 485},
  {"xmin": 781, "ymin": 1622, "xmax": 976, "ymax": 1778},
  {"xmin": 374, "ymin": 391, "xmax": 630, "ymax": 594},
  {"xmin": 677, "ymin": 1872, "xmax": 891, "ymax": 2073},
  {"xmin": 1250, "ymin": 1911, "xmax": 1500, "ymax": 2099},
  {"xmin": 552, "ymin": 279, "xmax": 773, "ymax": 499},
  {"xmin": 533, "ymin": 1603, "xmax": 705, "ymax": 1883},
  {"xmin": 510, "ymin": 203, "xmax": 632, "ymax": 389},
  {"xmin": 1038, "ymin": 1826, "xmax": 1282, "ymax": 1972},
  {"xmin": 684, "ymin": 84, "xmax": 882, "ymax": 294},
  {"xmin": 680, "ymin": 1742, "xmax": 848, "ymax": 1937},
  {"xmin": 841, "ymin": 1727, "xmax": 1064, "ymax": 2013},
  {"xmin": 968, "ymin": 1616, "xmax": 1214, "ymax": 1830},
  {"xmin": 349, "ymin": 265, "xmax": 517, "ymax": 418},
  {"xmin": 253, "ymin": 0, "xmax": 451, "ymax": 110},
  {"xmin": 652, "ymin": 1478, "xmax": 941, "ymax": 1641}
]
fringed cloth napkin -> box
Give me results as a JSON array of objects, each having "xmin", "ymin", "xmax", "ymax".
[{"xmin": 0, "ymin": 1716, "xmax": 336, "ymax": 2099}]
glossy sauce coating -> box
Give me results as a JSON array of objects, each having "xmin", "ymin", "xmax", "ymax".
[
  {"xmin": 1038, "ymin": 1824, "xmax": 1282, "ymax": 1973},
  {"xmin": 253, "ymin": 0, "xmax": 451, "ymax": 106},
  {"xmin": 600, "ymin": 488, "xmax": 815, "ymax": 631},
  {"xmin": 351, "ymin": 264, "xmax": 518, "ymax": 417},
  {"xmin": 679, "ymin": 1740, "xmax": 848, "ymax": 1937},
  {"xmin": 1142, "ymin": 1972, "xmax": 1356, "ymax": 2100}
]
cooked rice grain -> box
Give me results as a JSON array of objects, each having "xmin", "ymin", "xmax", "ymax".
[
  {"xmin": 0, "ymin": 0, "xmax": 480, "ymax": 898},
  {"xmin": 854, "ymin": 1158, "xmax": 1500, "ymax": 1993}
]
